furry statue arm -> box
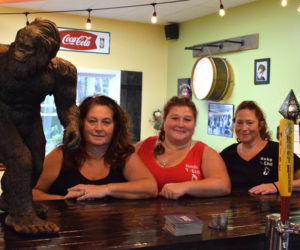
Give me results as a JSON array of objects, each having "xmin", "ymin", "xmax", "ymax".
[{"xmin": 52, "ymin": 57, "xmax": 81, "ymax": 152}]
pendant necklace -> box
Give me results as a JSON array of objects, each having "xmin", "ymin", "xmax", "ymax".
[
  {"xmin": 158, "ymin": 140, "xmax": 193, "ymax": 168},
  {"xmin": 159, "ymin": 160, "xmax": 167, "ymax": 167}
]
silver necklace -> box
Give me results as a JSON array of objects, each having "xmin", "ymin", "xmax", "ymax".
[{"xmin": 159, "ymin": 160, "xmax": 167, "ymax": 167}]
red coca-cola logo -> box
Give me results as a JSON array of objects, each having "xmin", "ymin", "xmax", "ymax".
[{"xmin": 59, "ymin": 30, "xmax": 98, "ymax": 50}]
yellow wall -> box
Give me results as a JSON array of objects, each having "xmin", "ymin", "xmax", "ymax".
[
  {"xmin": 167, "ymin": 0, "xmax": 300, "ymax": 151},
  {"xmin": 2, "ymin": 0, "xmax": 299, "ymax": 150},
  {"xmin": 0, "ymin": 6, "xmax": 169, "ymax": 139}
]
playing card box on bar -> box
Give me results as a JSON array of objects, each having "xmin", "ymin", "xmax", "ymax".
[{"xmin": 163, "ymin": 214, "xmax": 203, "ymax": 236}]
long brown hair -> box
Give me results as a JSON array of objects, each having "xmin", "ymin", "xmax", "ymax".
[
  {"xmin": 62, "ymin": 95, "xmax": 134, "ymax": 171},
  {"xmin": 233, "ymin": 100, "xmax": 271, "ymax": 141},
  {"xmin": 154, "ymin": 96, "xmax": 198, "ymax": 156}
]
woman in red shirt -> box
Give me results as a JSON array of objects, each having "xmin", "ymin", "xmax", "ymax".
[{"xmin": 136, "ymin": 96, "xmax": 231, "ymax": 199}]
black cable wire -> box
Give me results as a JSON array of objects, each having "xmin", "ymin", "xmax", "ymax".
[{"xmin": 0, "ymin": 0, "xmax": 189, "ymax": 15}]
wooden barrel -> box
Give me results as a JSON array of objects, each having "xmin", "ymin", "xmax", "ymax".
[{"xmin": 191, "ymin": 57, "xmax": 230, "ymax": 101}]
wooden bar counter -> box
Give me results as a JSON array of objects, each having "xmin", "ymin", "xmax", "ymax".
[{"xmin": 1, "ymin": 190, "xmax": 300, "ymax": 249}]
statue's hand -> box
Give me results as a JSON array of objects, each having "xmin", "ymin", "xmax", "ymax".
[{"xmin": 62, "ymin": 124, "xmax": 81, "ymax": 152}]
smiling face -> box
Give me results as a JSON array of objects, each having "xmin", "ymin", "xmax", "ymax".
[
  {"xmin": 234, "ymin": 108, "xmax": 262, "ymax": 144},
  {"xmin": 164, "ymin": 105, "xmax": 196, "ymax": 145},
  {"xmin": 83, "ymin": 104, "xmax": 115, "ymax": 148}
]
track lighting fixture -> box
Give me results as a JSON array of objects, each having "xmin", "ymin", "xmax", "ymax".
[
  {"xmin": 219, "ymin": 0, "xmax": 225, "ymax": 17},
  {"xmin": 86, "ymin": 9, "xmax": 92, "ymax": 29},
  {"xmin": 151, "ymin": 3, "xmax": 158, "ymax": 24},
  {"xmin": 281, "ymin": 0, "xmax": 287, "ymax": 7}
]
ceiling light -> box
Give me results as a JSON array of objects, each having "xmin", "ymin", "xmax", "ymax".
[
  {"xmin": 0, "ymin": 0, "xmax": 190, "ymax": 24},
  {"xmin": 219, "ymin": 0, "xmax": 225, "ymax": 17},
  {"xmin": 86, "ymin": 9, "xmax": 91, "ymax": 29},
  {"xmin": 281, "ymin": 0, "xmax": 287, "ymax": 7},
  {"xmin": 151, "ymin": 3, "xmax": 158, "ymax": 24},
  {"xmin": 25, "ymin": 12, "xmax": 29, "ymax": 25}
]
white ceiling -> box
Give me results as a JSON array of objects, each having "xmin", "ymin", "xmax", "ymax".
[{"xmin": 0, "ymin": 0, "xmax": 257, "ymax": 25}]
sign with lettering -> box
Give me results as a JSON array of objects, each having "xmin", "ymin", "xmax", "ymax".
[{"xmin": 58, "ymin": 28, "xmax": 110, "ymax": 54}]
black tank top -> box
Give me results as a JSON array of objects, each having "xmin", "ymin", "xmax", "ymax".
[{"xmin": 48, "ymin": 167, "xmax": 126, "ymax": 196}]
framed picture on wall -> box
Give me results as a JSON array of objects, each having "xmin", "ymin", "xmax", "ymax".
[
  {"xmin": 254, "ymin": 58, "xmax": 270, "ymax": 84},
  {"xmin": 208, "ymin": 103, "xmax": 234, "ymax": 138},
  {"xmin": 177, "ymin": 78, "xmax": 192, "ymax": 99}
]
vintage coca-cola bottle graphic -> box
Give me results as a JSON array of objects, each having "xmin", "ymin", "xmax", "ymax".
[{"xmin": 99, "ymin": 38, "xmax": 105, "ymax": 48}]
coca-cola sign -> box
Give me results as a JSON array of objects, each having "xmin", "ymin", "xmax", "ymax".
[{"xmin": 58, "ymin": 28, "xmax": 110, "ymax": 54}]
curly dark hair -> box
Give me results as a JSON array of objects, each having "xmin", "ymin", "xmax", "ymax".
[
  {"xmin": 233, "ymin": 100, "xmax": 271, "ymax": 141},
  {"xmin": 62, "ymin": 95, "xmax": 134, "ymax": 171},
  {"xmin": 154, "ymin": 96, "xmax": 198, "ymax": 156}
]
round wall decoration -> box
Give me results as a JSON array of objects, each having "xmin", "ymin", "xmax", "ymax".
[{"xmin": 191, "ymin": 57, "xmax": 230, "ymax": 101}]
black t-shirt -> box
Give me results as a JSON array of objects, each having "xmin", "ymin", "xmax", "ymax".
[
  {"xmin": 48, "ymin": 166, "xmax": 127, "ymax": 196},
  {"xmin": 220, "ymin": 141, "xmax": 300, "ymax": 189}
]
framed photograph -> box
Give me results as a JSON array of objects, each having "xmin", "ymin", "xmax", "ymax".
[
  {"xmin": 177, "ymin": 78, "xmax": 192, "ymax": 99},
  {"xmin": 254, "ymin": 58, "xmax": 270, "ymax": 84},
  {"xmin": 208, "ymin": 103, "xmax": 234, "ymax": 138}
]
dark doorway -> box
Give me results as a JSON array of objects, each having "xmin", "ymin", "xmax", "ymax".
[{"xmin": 120, "ymin": 71, "xmax": 142, "ymax": 142}]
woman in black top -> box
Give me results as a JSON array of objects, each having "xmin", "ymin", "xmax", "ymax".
[
  {"xmin": 220, "ymin": 100, "xmax": 300, "ymax": 195},
  {"xmin": 33, "ymin": 95, "xmax": 157, "ymax": 200}
]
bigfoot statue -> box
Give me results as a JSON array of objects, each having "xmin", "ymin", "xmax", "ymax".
[{"xmin": 0, "ymin": 18, "xmax": 80, "ymax": 234}]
